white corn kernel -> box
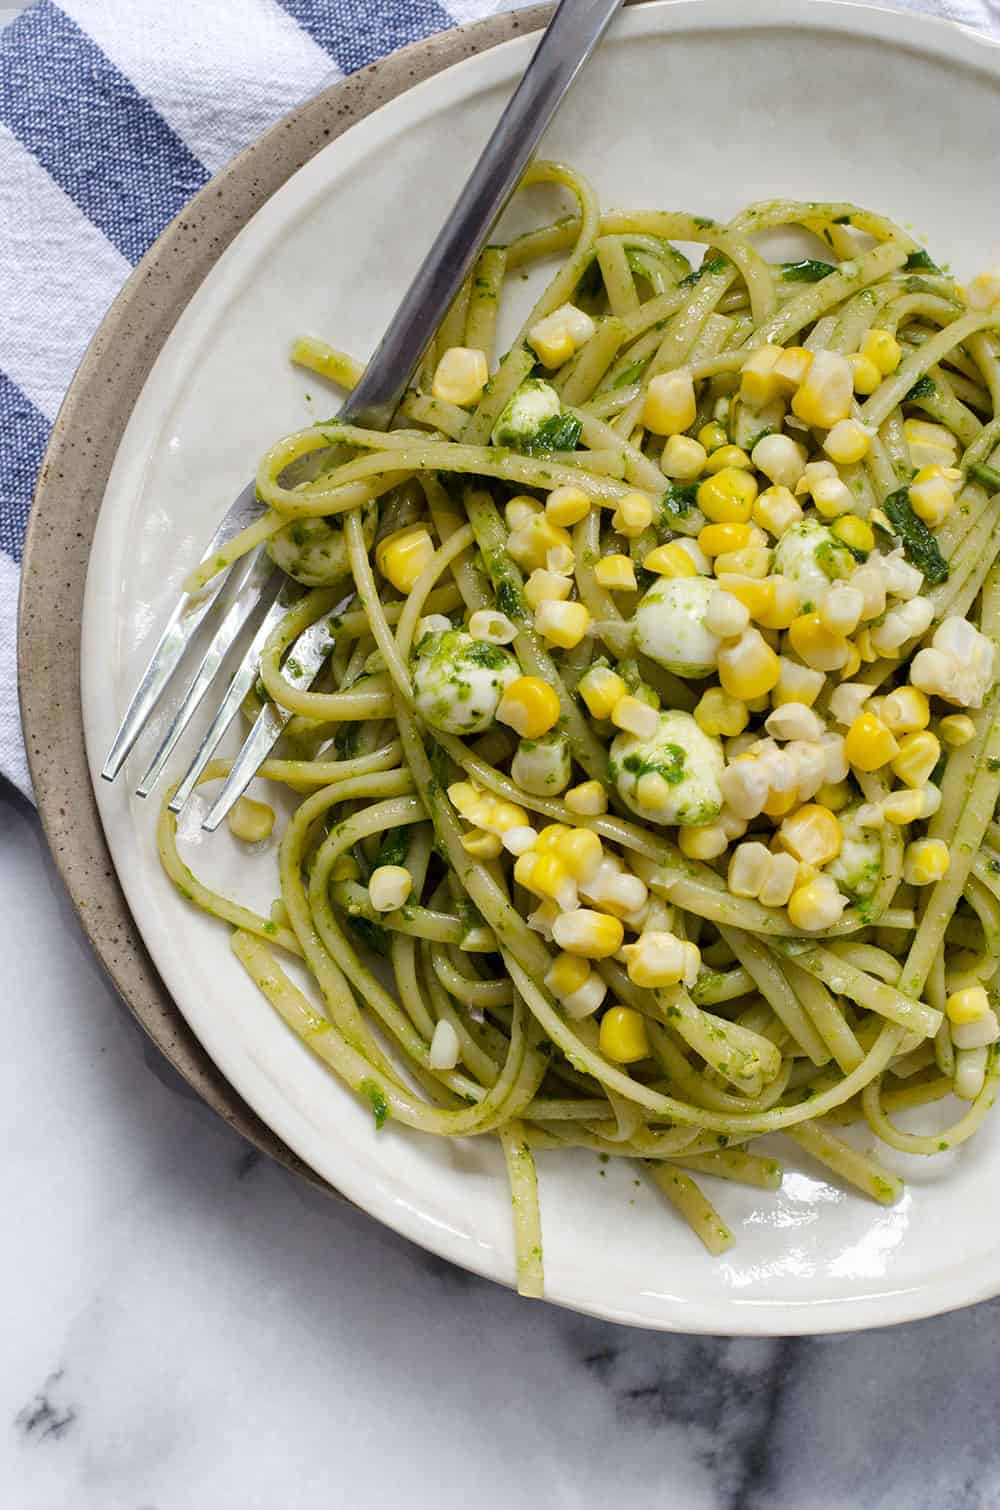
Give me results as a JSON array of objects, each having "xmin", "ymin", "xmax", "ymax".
[
  {"xmin": 953, "ymin": 1013, "xmax": 1000, "ymax": 1050},
  {"xmin": 829, "ymin": 681, "xmax": 874, "ymax": 726},
  {"xmin": 765, "ymin": 701, "xmax": 825, "ymax": 742},
  {"xmin": 719, "ymin": 759, "xmax": 770, "ymax": 820},
  {"xmin": 611, "ymin": 696, "xmax": 660, "ymax": 739},
  {"xmin": 429, "ymin": 1019, "xmax": 460, "ymax": 1069},
  {"xmin": 812, "ymin": 476, "xmax": 854, "ymax": 519},
  {"xmin": 820, "ymin": 584, "xmax": 864, "ymax": 637},
  {"xmin": 369, "ymin": 865, "xmax": 412, "ymax": 912},
  {"xmin": 823, "ymin": 419, "xmax": 872, "ymax": 465},
  {"xmin": 773, "ymin": 656, "xmax": 826, "ymax": 708},
  {"xmin": 468, "ymin": 608, "xmax": 517, "ymax": 644},
  {"xmin": 870, "ymin": 596, "xmax": 935, "ymax": 655},
  {"xmin": 752, "ymin": 434, "xmax": 807, "ymax": 490},
  {"xmin": 705, "ymin": 589, "xmax": 751, "ymax": 639},
  {"xmin": 505, "ymin": 495, "xmax": 543, "ymax": 530},
  {"xmin": 728, "ymin": 841, "xmax": 773, "ymax": 898},
  {"xmin": 502, "ymin": 825, "xmax": 539, "ymax": 856},
  {"xmin": 819, "ymin": 731, "xmax": 849, "ymax": 784},
  {"xmin": 562, "ymin": 973, "xmax": 608, "ymax": 1020},
  {"xmin": 758, "ymin": 851, "xmax": 799, "ymax": 908}
]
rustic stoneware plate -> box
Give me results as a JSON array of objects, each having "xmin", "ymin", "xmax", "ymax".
[{"xmin": 22, "ymin": 0, "xmax": 1000, "ymax": 1332}]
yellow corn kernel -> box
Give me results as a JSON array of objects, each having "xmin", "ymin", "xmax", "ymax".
[
  {"xmin": 535, "ymin": 824, "xmax": 570, "ymax": 854},
  {"xmin": 679, "ymin": 822, "xmax": 729, "ymax": 860},
  {"xmin": 448, "ymin": 781, "xmax": 489, "ymax": 821},
  {"xmin": 227, "ymin": 796, "xmax": 275, "ymax": 843},
  {"xmin": 594, "ymin": 553, "xmax": 637, "ymax": 590},
  {"xmin": 861, "ymin": 328, "xmax": 902, "ymax": 376},
  {"xmin": 579, "ymin": 665, "xmax": 627, "ymax": 720},
  {"xmin": 376, "ymin": 525, "xmax": 435, "ymax": 593},
  {"xmin": 848, "ymin": 352, "xmax": 882, "ymax": 396},
  {"xmin": 644, "ymin": 542, "xmax": 698, "ymax": 577},
  {"xmin": 461, "ymin": 828, "xmax": 503, "ymax": 859},
  {"xmin": 939, "ymin": 713, "xmax": 977, "ymax": 748},
  {"xmin": 705, "ymin": 444, "xmax": 753, "ymax": 474},
  {"xmin": 787, "ymin": 613, "xmax": 850, "ymax": 672},
  {"xmin": 713, "ymin": 546, "xmax": 772, "ymax": 579},
  {"xmin": 946, "ymin": 985, "xmax": 991, "ymax": 1025},
  {"xmin": 514, "ymin": 849, "xmax": 572, "ymax": 904},
  {"xmin": 662, "ymin": 434, "xmax": 708, "ymax": 480},
  {"xmin": 431, "ymin": 345, "xmax": 489, "ymax": 406},
  {"xmin": 831, "ymin": 514, "xmax": 874, "ymax": 555},
  {"xmin": 903, "ymin": 838, "xmax": 950, "ymax": 886},
  {"xmin": 507, "ymin": 514, "xmax": 573, "ymax": 572},
  {"xmin": 718, "ymin": 627, "xmax": 781, "ymax": 700},
  {"xmin": 791, "ymin": 350, "xmax": 853, "ymax": 428},
  {"xmin": 778, "ymin": 804, "xmax": 843, "ymax": 867},
  {"xmin": 529, "ymin": 325, "xmax": 574, "ymax": 368},
  {"xmin": 772, "ymin": 655, "xmax": 826, "ymax": 708},
  {"xmin": 844, "ymin": 711, "xmax": 900, "ymax": 772},
  {"xmin": 823, "ymin": 419, "xmax": 872, "ymax": 465},
  {"xmin": 762, "ymin": 785, "xmax": 800, "ymax": 818},
  {"xmin": 698, "ymin": 421, "xmax": 728, "ymax": 452},
  {"xmin": 492, "ymin": 800, "xmax": 530, "ymax": 834},
  {"xmin": 697, "ymin": 468, "xmax": 758, "ymax": 523},
  {"xmin": 552, "ymin": 908, "xmax": 625, "ymax": 959},
  {"xmin": 758, "ymin": 577, "xmax": 800, "ymax": 630},
  {"xmin": 535, "ymin": 599, "xmax": 590, "ymax": 649},
  {"xmin": 881, "ymin": 686, "xmax": 930, "ymax": 734},
  {"xmin": 565, "ymin": 780, "xmax": 608, "ymax": 816},
  {"xmin": 910, "ymin": 464, "xmax": 962, "ymax": 527},
  {"xmin": 643, "ymin": 370, "xmax": 696, "ymax": 436},
  {"xmin": 599, "ymin": 1005, "xmax": 651, "ymax": 1064},
  {"xmin": 904, "ymin": 418, "xmax": 958, "ymax": 471},
  {"xmin": 881, "ymin": 788, "xmax": 926, "ymax": 825},
  {"xmin": 496, "ymin": 675, "xmax": 561, "ymax": 737},
  {"xmin": 816, "ymin": 780, "xmax": 852, "ymax": 812},
  {"xmin": 612, "ymin": 490, "xmax": 654, "ymax": 538},
  {"xmin": 694, "ymin": 685, "xmax": 749, "ymax": 737},
  {"xmin": 854, "ymin": 625, "xmax": 877, "ymax": 663},
  {"xmin": 368, "ymin": 864, "xmax": 412, "ymax": 912},
  {"xmin": 891, "ymin": 729, "xmax": 941, "ymax": 788},
  {"xmin": 773, "ymin": 345, "xmax": 814, "ymax": 394},
  {"xmin": 753, "ymin": 486, "xmax": 803, "ymax": 538},
  {"xmin": 546, "ymin": 484, "xmax": 592, "ymax": 527},
  {"xmin": 699, "ymin": 521, "xmax": 753, "ymax": 557},
  {"xmin": 545, "ymin": 951, "xmax": 592, "ymax": 1001},
  {"xmin": 560, "ymin": 828, "xmax": 604, "ymax": 883},
  {"xmin": 840, "ymin": 641, "xmax": 863, "ymax": 679},
  {"xmin": 786, "ymin": 877, "xmax": 846, "ymax": 931},
  {"xmin": 740, "ymin": 343, "xmax": 784, "ymax": 405},
  {"xmin": 524, "ymin": 568, "xmax": 572, "ymax": 609}
]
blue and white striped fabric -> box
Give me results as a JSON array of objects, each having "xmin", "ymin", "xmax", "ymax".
[
  {"xmin": 0, "ymin": 0, "xmax": 996, "ymax": 801},
  {"xmin": 0, "ymin": 0, "xmax": 530, "ymax": 799}
]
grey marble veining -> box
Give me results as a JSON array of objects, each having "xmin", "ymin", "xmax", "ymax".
[{"xmin": 3, "ymin": 779, "xmax": 1000, "ymax": 1510}]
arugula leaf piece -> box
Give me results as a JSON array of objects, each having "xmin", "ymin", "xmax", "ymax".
[
  {"xmin": 882, "ymin": 487, "xmax": 949, "ymax": 584},
  {"xmin": 374, "ymin": 830, "xmax": 408, "ymax": 869},
  {"xmin": 348, "ymin": 916, "xmax": 390, "ymax": 957},
  {"xmin": 660, "ymin": 482, "xmax": 699, "ymax": 521}
]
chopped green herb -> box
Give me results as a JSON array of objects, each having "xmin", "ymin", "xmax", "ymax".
[
  {"xmin": 374, "ymin": 830, "xmax": 408, "ymax": 869},
  {"xmin": 882, "ymin": 486, "xmax": 950, "ymax": 584},
  {"xmin": 359, "ymin": 1079, "xmax": 389, "ymax": 1130},
  {"xmin": 781, "ymin": 259, "xmax": 836, "ymax": 283},
  {"xmin": 495, "ymin": 578, "xmax": 524, "ymax": 620},
  {"xmin": 905, "ymin": 374, "xmax": 936, "ymax": 402},
  {"xmin": 660, "ymin": 481, "xmax": 698, "ymax": 521},
  {"xmin": 348, "ymin": 916, "xmax": 390, "ymax": 957},
  {"xmin": 904, "ymin": 248, "xmax": 941, "ymax": 273},
  {"xmin": 522, "ymin": 412, "xmax": 583, "ymax": 455}
]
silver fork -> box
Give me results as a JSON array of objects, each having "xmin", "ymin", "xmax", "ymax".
[{"xmin": 102, "ymin": 0, "xmax": 624, "ymax": 829}]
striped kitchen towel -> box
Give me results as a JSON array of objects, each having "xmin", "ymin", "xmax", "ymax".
[
  {"xmin": 0, "ymin": 0, "xmax": 531, "ymax": 799},
  {"xmin": 0, "ymin": 0, "xmax": 997, "ymax": 801}
]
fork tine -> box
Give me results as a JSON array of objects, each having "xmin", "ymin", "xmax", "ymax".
[
  {"xmin": 101, "ymin": 482, "xmax": 266, "ymax": 781},
  {"xmin": 166, "ymin": 587, "xmax": 296, "ymax": 816},
  {"xmin": 200, "ymin": 608, "xmax": 339, "ymax": 832},
  {"xmin": 135, "ymin": 547, "xmax": 280, "ymax": 798}
]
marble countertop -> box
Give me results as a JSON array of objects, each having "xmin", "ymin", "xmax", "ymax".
[{"xmin": 4, "ymin": 777, "xmax": 1000, "ymax": 1508}]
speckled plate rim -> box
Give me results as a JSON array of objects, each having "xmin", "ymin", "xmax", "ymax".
[{"xmin": 20, "ymin": 0, "xmax": 1000, "ymax": 1334}]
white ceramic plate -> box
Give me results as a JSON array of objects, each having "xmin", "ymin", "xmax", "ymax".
[{"xmin": 82, "ymin": 0, "xmax": 1000, "ymax": 1333}]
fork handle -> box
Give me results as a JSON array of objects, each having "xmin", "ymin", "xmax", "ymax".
[{"xmin": 341, "ymin": 0, "xmax": 624, "ymax": 432}]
